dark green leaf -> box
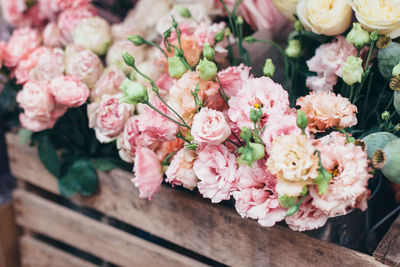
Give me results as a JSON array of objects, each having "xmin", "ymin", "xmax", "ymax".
[
  {"xmin": 93, "ymin": 157, "xmax": 121, "ymax": 172},
  {"xmin": 38, "ymin": 136, "xmax": 61, "ymax": 177},
  {"xmin": 18, "ymin": 128, "xmax": 32, "ymax": 145},
  {"xmin": 71, "ymin": 127, "xmax": 85, "ymax": 147},
  {"xmin": 0, "ymin": 81, "xmax": 20, "ymax": 112},
  {"xmin": 58, "ymin": 173, "xmax": 80, "ymax": 198}
]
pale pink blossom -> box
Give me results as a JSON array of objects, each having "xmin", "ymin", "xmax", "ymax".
[
  {"xmin": 297, "ymin": 92, "xmax": 358, "ymax": 133},
  {"xmin": 4, "ymin": 27, "xmax": 41, "ymax": 68},
  {"xmin": 191, "ymin": 107, "xmax": 231, "ymax": 145},
  {"xmin": 193, "ymin": 144, "xmax": 237, "ymax": 203},
  {"xmin": 217, "ymin": 64, "xmax": 251, "ymax": 98},
  {"xmin": 50, "ymin": 76, "xmax": 90, "ymax": 107},
  {"xmin": 306, "ymin": 36, "xmax": 356, "ymax": 93},
  {"xmin": 90, "ymin": 67, "xmax": 126, "ymax": 102},
  {"xmin": 87, "ymin": 94, "xmax": 134, "ymax": 143},
  {"xmin": 310, "ymin": 132, "xmax": 371, "ymax": 216},
  {"xmin": 43, "ymin": 23, "xmax": 63, "ymax": 47},
  {"xmin": 228, "ymin": 77, "xmax": 290, "ymax": 130},
  {"xmin": 132, "ymin": 147, "xmax": 163, "ymax": 200},
  {"xmin": 285, "ymin": 195, "xmax": 328, "ymax": 231},
  {"xmin": 155, "ymin": 139, "xmax": 184, "ymax": 163},
  {"xmin": 111, "ymin": 23, "xmax": 143, "ymax": 42},
  {"xmin": 0, "ymin": 0, "xmax": 29, "ymax": 27},
  {"xmin": 165, "ymin": 148, "xmax": 198, "ymax": 190},
  {"xmin": 156, "ymin": 73, "xmax": 175, "ymax": 92},
  {"xmin": 65, "ymin": 45, "xmax": 103, "ymax": 89},
  {"xmin": 19, "ymin": 113, "xmax": 58, "ymax": 132},
  {"xmin": 106, "ymin": 40, "xmax": 147, "ymax": 75},
  {"xmin": 193, "ymin": 22, "xmax": 228, "ymax": 63},
  {"xmin": 0, "ymin": 42, "xmax": 6, "ymax": 69}
]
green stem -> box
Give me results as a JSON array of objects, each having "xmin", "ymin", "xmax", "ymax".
[
  {"xmin": 225, "ymin": 138, "xmax": 240, "ymax": 148},
  {"xmin": 145, "ymin": 40, "xmax": 168, "ymax": 59},
  {"xmin": 216, "ymin": 75, "xmax": 230, "ymax": 107},
  {"xmin": 146, "ymin": 101, "xmax": 190, "ymax": 129},
  {"xmin": 349, "ymin": 84, "xmax": 355, "ymax": 103},
  {"xmin": 364, "ymin": 41, "xmax": 375, "ymax": 69}
]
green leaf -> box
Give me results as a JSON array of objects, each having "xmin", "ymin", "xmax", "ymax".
[
  {"xmin": 58, "ymin": 173, "xmax": 80, "ymax": 198},
  {"xmin": 278, "ymin": 195, "xmax": 298, "ymax": 209},
  {"xmin": 314, "ymin": 168, "xmax": 332, "ymax": 195},
  {"xmin": 38, "ymin": 136, "xmax": 61, "ymax": 177},
  {"xmin": 93, "ymin": 157, "xmax": 121, "ymax": 172},
  {"xmin": 71, "ymin": 127, "xmax": 85, "ymax": 147},
  {"xmin": 18, "ymin": 128, "xmax": 32, "ymax": 145}
]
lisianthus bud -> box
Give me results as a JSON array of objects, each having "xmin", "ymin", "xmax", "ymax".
[
  {"xmin": 203, "ymin": 43, "xmax": 215, "ymax": 61},
  {"xmin": 237, "ymin": 142, "xmax": 265, "ymax": 166},
  {"xmin": 196, "ymin": 59, "xmax": 217, "ymax": 81},
  {"xmin": 120, "ymin": 78, "xmax": 149, "ymax": 105},
  {"xmin": 168, "ymin": 56, "xmax": 187, "ymax": 79},
  {"xmin": 214, "ymin": 30, "xmax": 225, "ymax": 43},
  {"xmin": 244, "ymin": 36, "xmax": 256, "ymax": 44},
  {"xmin": 296, "ymin": 110, "xmax": 308, "ymax": 132},
  {"xmin": 294, "ymin": 20, "xmax": 304, "ymax": 32},
  {"xmin": 346, "ymin": 23, "xmax": 370, "ymax": 49},
  {"xmin": 237, "ymin": 16, "xmax": 243, "ymax": 25},
  {"xmin": 174, "ymin": 5, "xmax": 191, "ymax": 18},
  {"xmin": 370, "ymin": 30, "xmax": 379, "ymax": 42},
  {"xmin": 163, "ymin": 28, "xmax": 171, "ymax": 40},
  {"xmin": 381, "ymin": 111, "xmax": 390, "ymax": 121},
  {"xmin": 122, "ymin": 52, "xmax": 135, "ymax": 67},
  {"xmin": 342, "ymin": 56, "xmax": 363, "ymax": 85},
  {"xmin": 393, "ymin": 62, "xmax": 400, "ymax": 76},
  {"xmin": 285, "ymin": 39, "xmax": 302, "ymax": 58},
  {"xmin": 127, "ymin": 35, "xmax": 145, "ymax": 46},
  {"xmin": 263, "ymin": 59, "xmax": 275, "ymax": 78}
]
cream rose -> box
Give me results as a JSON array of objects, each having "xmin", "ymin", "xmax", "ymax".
[
  {"xmin": 297, "ymin": 0, "xmax": 352, "ymax": 36},
  {"xmin": 349, "ymin": 0, "xmax": 400, "ymax": 38},
  {"xmin": 272, "ymin": 0, "xmax": 299, "ymax": 21}
]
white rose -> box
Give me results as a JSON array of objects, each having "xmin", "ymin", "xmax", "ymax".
[
  {"xmin": 297, "ymin": 0, "xmax": 352, "ymax": 36},
  {"xmin": 272, "ymin": 0, "xmax": 299, "ymax": 21},
  {"xmin": 106, "ymin": 40, "xmax": 147, "ymax": 75}
]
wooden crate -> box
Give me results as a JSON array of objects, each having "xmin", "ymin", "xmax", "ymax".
[{"xmin": 5, "ymin": 132, "xmax": 399, "ymax": 267}]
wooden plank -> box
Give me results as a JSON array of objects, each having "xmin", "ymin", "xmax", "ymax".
[
  {"xmin": 13, "ymin": 189, "xmax": 208, "ymax": 267},
  {"xmin": 0, "ymin": 202, "xmax": 20, "ymax": 267},
  {"xmin": 374, "ymin": 214, "xmax": 400, "ymax": 266},
  {"xmin": 7, "ymin": 132, "xmax": 385, "ymax": 267},
  {"xmin": 20, "ymin": 235, "xmax": 96, "ymax": 267}
]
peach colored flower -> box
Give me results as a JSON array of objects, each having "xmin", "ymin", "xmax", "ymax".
[
  {"xmin": 266, "ymin": 134, "xmax": 319, "ymax": 197},
  {"xmin": 306, "ymin": 36, "xmax": 356, "ymax": 93},
  {"xmin": 310, "ymin": 132, "xmax": 371, "ymax": 216},
  {"xmin": 50, "ymin": 76, "xmax": 90, "ymax": 108},
  {"xmin": 87, "ymin": 94, "xmax": 134, "ymax": 143},
  {"xmin": 297, "ymin": 92, "xmax": 358, "ymax": 133},
  {"xmin": 191, "ymin": 107, "xmax": 231, "ymax": 145},
  {"xmin": 4, "ymin": 27, "xmax": 41, "ymax": 68},
  {"xmin": 165, "ymin": 148, "xmax": 198, "ymax": 190},
  {"xmin": 106, "ymin": 40, "xmax": 147, "ymax": 75},
  {"xmin": 193, "ymin": 144, "xmax": 237, "ymax": 203},
  {"xmin": 132, "ymin": 147, "xmax": 163, "ymax": 200},
  {"xmin": 90, "ymin": 67, "xmax": 126, "ymax": 102},
  {"xmin": 65, "ymin": 45, "xmax": 103, "ymax": 89},
  {"xmin": 43, "ymin": 23, "xmax": 63, "ymax": 47},
  {"xmin": 228, "ymin": 77, "xmax": 290, "ymax": 130},
  {"xmin": 285, "ymin": 195, "xmax": 328, "ymax": 231},
  {"xmin": 155, "ymin": 139, "xmax": 184, "ymax": 162},
  {"xmin": 217, "ymin": 64, "xmax": 251, "ymax": 98}
]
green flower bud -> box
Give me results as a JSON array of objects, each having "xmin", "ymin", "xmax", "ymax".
[
  {"xmin": 370, "ymin": 30, "xmax": 379, "ymax": 42},
  {"xmin": 263, "ymin": 59, "xmax": 275, "ymax": 78},
  {"xmin": 296, "ymin": 110, "xmax": 308, "ymax": 132},
  {"xmin": 249, "ymin": 143, "xmax": 265, "ymax": 161},
  {"xmin": 294, "ymin": 20, "xmax": 304, "ymax": 32},
  {"xmin": 196, "ymin": 58, "xmax": 218, "ymax": 81},
  {"xmin": 174, "ymin": 5, "xmax": 191, "ymax": 18},
  {"xmin": 244, "ymin": 36, "xmax": 256, "ymax": 44},
  {"xmin": 203, "ymin": 42, "xmax": 215, "ymax": 61},
  {"xmin": 237, "ymin": 16, "xmax": 243, "ymax": 25},
  {"xmin": 163, "ymin": 28, "xmax": 171, "ymax": 40},
  {"xmin": 120, "ymin": 78, "xmax": 148, "ymax": 105},
  {"xmin": 346, "ymin": 23, "xmax": 370, "ymax": 49},
  {"xmin": 122, "ymin": 52, "xmax": 135, "ymax": 67},
  {"xmin": 240, "ymin": 127, "xmax": 252, "ymax": 142},
  {"xmin": 237, "ymin": 142, "xmax": 265, "ymax": 166},
  {"xmin": 168, "ymin": 56, "xmax": 188, "ymax": 79},
  {"xmin": 381, "ymin": 111, "xmax": 390, "ymax": 121},
  {"xmin": 172, "ymin": 17, "xmax": 178, "ymax": 29},
  {"xmin": 127, "ymin": 35, "xmax": 145, "ymax": 46},
  {"xmin": 278, "ymin": 195, "xmax": 298, "ymax": 209},
  {"xmin": 342, "ymin": 56, "xmax": 363, "ymax": 85},
  {"xmin": 393, "ymin": 62, "xmax": 400, "ymax": 76},
  {"xmin": 214, "ymin": 30, "xmax": 225, "ymax": 43},
  {"xmin": 285, "ymin": 39, "xmax": 302, "ymax": 58},
  {"xmin": 250, "ymin": 108, "xmax": 262, "ymax": 124}
]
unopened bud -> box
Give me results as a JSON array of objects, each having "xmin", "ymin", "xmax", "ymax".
[
  {"xmin": 285, "ymin": 39, "xmax": 302, "ymax": 58},
  {"xmin": 203, "ymin": 42, "xmax": 215, "ymax": 61},
  {"xmin": 163, "ymin": 28, "xmax": 171, "ymax": 40},
  {"xmin": 263, "ymin": 59, "xmax": 275, "ymax": 78},
  {"xmin": 120, "ymin": 78, "xmax": 149, "ymax": 105},
  {"xmin": 296, "ymin": 110, "xmax": 308, "ymax": 132},
  {"xmin": 168, "ymin": 56, "xmax": 188, "ymax": 79},
  {"xmin": 342, "ymin": 56, "xmax": 363, "ymax": 85},
  {"xmin": 237, "ymin": 16, "xmax": 243, "ymax": 25},
  {"xmin": 174, "ymin": 5, "xmax": 191, "ymax": 18},
  {"xmin": 215, "ymin": 30, "xmax": 225, "ymax": 43},
  {"xmin": 346, "ymin": 23, "xmax": 370, "ymax": 49},
  {"xmin": 370, "ymin": 30, "xmax": 379, "ymax": 42},
  {"xmin": 127, "ymin": 35, "xmax": 145, "ymax": 46},
  {"xmin": 294, "ymin": 20, "xmax": 304, "ymax": 32},
  {"xmin": 122, "ymin": 52, "xmax": 135, "ymax": 67},
  {"xmin": 196, "ymin": 58, "xmax": 217, "ymax": 81},
  {"xmin": 382, "ymin": 111, "xmax": 390, "ymax": 121}
]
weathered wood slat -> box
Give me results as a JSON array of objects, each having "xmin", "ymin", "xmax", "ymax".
[
  {"xmin": 13, "ymin": 189, "xmax": 209, "ymax": 267},
  {"xmin": 374, "ymin": 214, "xmax": 400, "ymax": 266},
  {"xmin": 0, "ymin": 202, "xmax": 20, "ymax": 267},
  {"xmin": 20, "ymin": 235, "xmax": 97, "ymax": 267},
  {"xmin": 6, "ymin": 133, "xmax": 386, "ymax": 267}
]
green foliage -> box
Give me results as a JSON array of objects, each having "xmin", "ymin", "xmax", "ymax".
[{"xmin": 38, "ymin": 136, "xmax": 61, "ymax": 177}]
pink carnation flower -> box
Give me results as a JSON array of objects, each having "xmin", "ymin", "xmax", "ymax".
[
  {"xmin": 87, "ymin": 94, "xmax": 134, "ymax": 143},
  {"xmin": 217, "ymin": 64, "xmax": 251, "ymax": 98},
  {"xmin": 310, "ymin": 132, "xmax": 371, "ymax": 216},
  {"xmin": 50, "ymin": 76, "xmax": 90, "ymax": 108},
  {"xmin": 90, "ymin": 67, "xmax": 126, "ymax": 102},
  {"xmin": 228, "ymin": 77, "xmax": 290, "ymax": 130},
  {"xmin": 19, "ymin": 113, "xmax": 58, "ymax": 132},
  {"xmin": 4, "ymin": 27, "xmax": 41, "ymax": 68},
  {"xmin": 132, "ymin": 147, "xmax": 163, "ymax": 200},
  {"xmin": 296, "ymin": 92, "xmax": 358, "ymax": 133},
  {"xmin": 191, "ymin": 107, "xmax": 231, "ymax": 145},
  {"xmin": 194, "ymin": 144, "xmax": 237, "ymax": 203},
  {"xmin": 0, "ymin": 0, "xmax": 29, "ymax": 27},
  {"xmin": 156, "ymin": 73, "xmax": 175, "ymax": 92},
  {"xmin": 165, "ymin": 148, "xmax": 198, "ymax": 190},
  {"xmin": 285, "ymin": 195, "xmax": 328, "ymax": 231},
  {"xmin": 306, "ymin": 36, "xmax": 356, "ymax": 93},
  {"xmin": 43, "ymin": 23, "xmax": 63, "ymax": 48}
]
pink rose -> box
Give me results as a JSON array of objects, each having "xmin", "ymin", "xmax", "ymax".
[
  {"xmin": 165, "ymin": 148, "xmax": 198, "ymax": 190},
  {"xmin": 0, "ymin": 0, "xmax": 28, "ymax": 27},
  {"xmin": 65, "ymin": 45, "xmax": 103, "ymax": 89},
  {"xmin": 111, "ymin": 23, "xmax": 143, "ymax": 42},
  {"xmin": 87, "ymin": 94, "xmax": 134, "ymax": 143},
  {"xmin": 217, "ymin": 64, "xmax": 251, "ymax": 98},
  {"xmin": 193, "ymin": 144, "xmax": 237, "ymax": 203},
  {"xmin": 4, "ymin": 27, "xmax": 41, "ymax": 68},
  {"xmin": 106, "ymin": 40, "xmax": 147, "ymax": 74},
  {"xmin": 19, "ymin": 113, "xmax": 58, "ymax": 132},
  {"xmin": 285, "ymin": 196, "xmax": 328, "ymax": 232},
  {"xmin": 57, "ymin": 5, "xmax": 97, "ymax": 45},
  {"xmin": 43, "ymin": 23, "xmax": 63, "ymax": 47},
  {"xmin": 132, "ymin": 146, "xmax": 163, "ymax": 200},
  {"xmin": 50, "ymin": 76, "xmax": 90, "ymax": 107},
  {"xmin": 156, "ymin": 73, "xmax": 175, "ymax": 92},
  {"xmin": 228, "ymin": 77, "xmax": 290, "ymax": 130},
  {"xmin": 191, "ymin": 107, "xmax": 231, "ymax": 145},
  {"xmin": 306, "ymin": 36, "xmax": 356, "ymax": 93},
  {"xmin": 0, "ymin": 42, "xmax": 6, "ymax": 69},
  {"xmin": 90, "ymin": 67, "xmax": 126, "ymax": 102}
]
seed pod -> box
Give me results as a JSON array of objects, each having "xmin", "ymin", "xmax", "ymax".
[
  {"xmin": 372, "ymin": 139, "xmax": 400, "ymax": 184},
  {"xmin": 362, "ymin": 132, "xmax": 398, "ymax": 160},
  {"xmin": 378, "ymin": 42, "xmax": 400, "ymax": 81}
]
